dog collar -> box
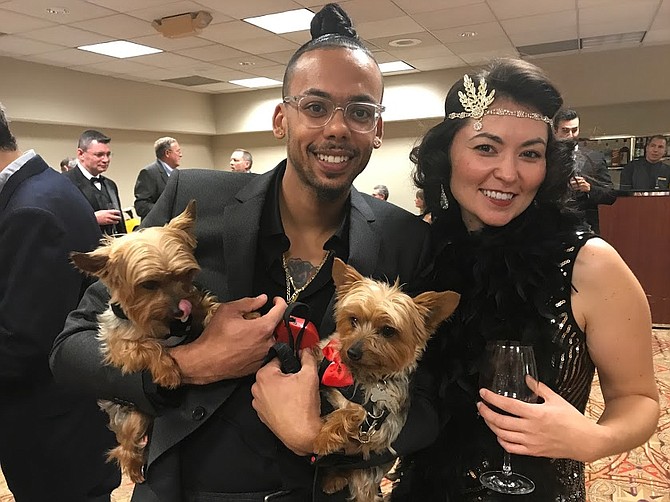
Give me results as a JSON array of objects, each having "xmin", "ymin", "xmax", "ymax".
[{"xmin": 110, "ymin": 303, "xmax": 128, "ymax": 320}]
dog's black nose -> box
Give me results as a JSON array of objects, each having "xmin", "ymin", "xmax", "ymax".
[{"xmin": 347, "ymin": 341, "xmax": 363, "ymax": 361}]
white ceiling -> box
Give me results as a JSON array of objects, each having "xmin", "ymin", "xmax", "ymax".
[{"xmin": 1, "ymin": 0, "xmax": 668, "ymax": 94}]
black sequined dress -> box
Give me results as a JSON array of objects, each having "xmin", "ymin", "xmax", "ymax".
[{"xmin": 392, "ymin": 204, "xmax": 596, "ymax": 502}]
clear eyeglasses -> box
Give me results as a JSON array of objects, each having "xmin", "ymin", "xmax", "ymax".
[{"xmin": 283, "ymin": 95, "xmax": 385, "ymax": 133}]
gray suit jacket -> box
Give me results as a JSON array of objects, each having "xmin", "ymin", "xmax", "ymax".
[
  {"xmin": 51, "ymin": 161, "xmax": 435, "ymax": 501},
  {"xmin": 134, "ymin": 160, "xmax": 169, "ymax": 218}
]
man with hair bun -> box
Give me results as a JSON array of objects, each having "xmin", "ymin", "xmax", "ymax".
[{"xmin": 51, "ymin": 4, "xmax": 435, "ymax": 501}]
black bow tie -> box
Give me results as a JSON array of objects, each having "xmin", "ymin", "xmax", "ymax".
[{"xmin": 91, "ymin": 177, "xmax": 102, "ymax": 183}]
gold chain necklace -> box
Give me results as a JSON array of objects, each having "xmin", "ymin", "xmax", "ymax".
[{"xmin": 282, "ymin": 250, "xmax": 332, "ymax": 304}]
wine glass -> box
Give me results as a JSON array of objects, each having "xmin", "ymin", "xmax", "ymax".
[{"xmin": 479, "ymin": 341, "xmax": 539, "ymax": 495}]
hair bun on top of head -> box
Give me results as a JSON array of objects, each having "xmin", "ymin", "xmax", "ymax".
[{"xmin": 310, "ymin": 3, "xmax": 357, "ymax": 40}]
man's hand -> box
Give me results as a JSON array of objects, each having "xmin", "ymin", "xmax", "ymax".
[
  {"xmin": 252, "ymin": 350, "xmax": 322, "ymax": 456},
  {"xmin": 570, "ymin": 176, "xmax": 591, "ymax": 193},
  {"xmin": 169, "ymin": 295, "xmax": 287, "ymax": 385},
  {"xmin": 95, "ymin": 209, "xmax": 122, "ymax": 225}
]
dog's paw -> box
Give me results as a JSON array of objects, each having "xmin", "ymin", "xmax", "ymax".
[
  {"xmin": 322, "ymin": 472, "xmax": 349, "ymax": 494},
  {"xmin": 152, "ymin": 363, "xmax": 181, "ymax": 388}
]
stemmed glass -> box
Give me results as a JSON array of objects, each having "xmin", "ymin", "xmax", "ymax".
[{"xmin": 479, "ymin": 341, "xmax": 539, "ymax": 495}]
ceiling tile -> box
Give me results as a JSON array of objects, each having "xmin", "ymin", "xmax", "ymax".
[
  {"xmin": 432, "ymin": 22, "xmax": 507, "ymax": 44},
  {"xmin": 71, "ymin": 14, "xmax": 155, "ymax": 38},
  {"xmin": 132, "ymin": 51, "xmax": 202, "ymax": 68},
  {"xmin": 197, "ymin": 20, "xmax": 274, "ymax": 44},
  {"xmin": 0, "ymin": 9, "xmax": 56, "ymax": 33},
  {"xmin": 23, "ymin": 47, "xmax": 111, "ymax": 66},
  {"xmin": 126, "ymin": 1, "xmax": 218, "ymax": 23},
  {"xmin": 86, "ymin": 0, "xmax": 169, "ymax": 12},
  {"xmin": 130, "ymin": 33, "xmax": 213, "ymax": 51},
  {"xmin": 411, "ymin": 3, "xmax": 496, "ymax": 31},
  {"xmin": 357, "ymin": 16, "xmax": 426, "ymax": 40},
  {"xmin": 387, "ymin": 43, "xmax": 457, "ymax": 60},
  {"xmin": 408, "ymin": 54, "xmax": 467, "ymax": 71},
  {"xmin": 0, "ymin": 35, "xmax": 63, "ymax": 55},
  {"xmin": 502, "ymin": 10, "xmax": 577, "ymax": 45},
  {"xmin": 0, "ymin": 0, "xmax": 116, "ymax": 23},
  {"xmin": 487, "ymin": 0, "xmax": 574, "ymax": 20},
  {"xmin": 261, "ymin": 49, "xmax": 296, "ymax": 65},
  {"xmin": 247, "ymin": 64, "xmax": 287, "ymax": 80},
  {"xmin": 192, "ymin": 0, "xmax": 305, "ymax": 19},
  {"xmin": 213, "ymin": 54, "xmax": 278, "ymax": 70},
  {"xmin": 176, "ymin": 44, "xmax": 248, "ymax": 62},
  {"xmin": 279, "ymin": 30, "xmax": 311, "ymax": 45},
  {"xmin": 390, "ymin": 0, "xmax": 484, "ymax": 15},
  {"xmin": 579, "ymin": 2, "xmax": 659, "ymax": 37},
  {"xmin": 459, "ymin": 47, "xmax": 519, "ymax": 64},
  {"xmin": 74, "ymin": 58, "xmax": 155, "ymax": 74},
  {"xmin": 334, "ymin": 0, "xmax": 406, "ymax": 23},
  {"xmin": 446, "ymin": 37, "xmax": 516, "ymax": 56},
  {"xmin": 368, "ymin": 31, "xmax": 442, "ymax": 51},
  {"xmin": 19, "ymin": 25, "xmax": 112, "ymax": 47},
  {"xmin": 224, "ymin": 36, "xmax": 299, "ymax": 55}
]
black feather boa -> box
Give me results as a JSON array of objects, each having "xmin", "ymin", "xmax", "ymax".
[{"xmin": 424, "ymin": 202, "xmax": 590, "ymax": 423}]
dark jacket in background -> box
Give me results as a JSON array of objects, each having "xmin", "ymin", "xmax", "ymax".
[
  {"xmin": 0, "ymin": 155, "xmax": 120, "ymax": 501},
  {"xmin": 134, "ymin": 160, "xmax": 169, "ymax": 218},
  {"xmin": 572, "ymin": 146, "xmax": 616, "ymax": 233}
]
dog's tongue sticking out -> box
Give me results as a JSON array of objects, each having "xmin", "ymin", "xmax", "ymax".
[{"xmin": 178, "ymin": 299, "xmax": 192, "ymax": 321}]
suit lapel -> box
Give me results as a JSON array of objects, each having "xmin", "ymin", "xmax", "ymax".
[{"xmin": 222, "ymin": 170, "xmax": 275, "ymax": 301}]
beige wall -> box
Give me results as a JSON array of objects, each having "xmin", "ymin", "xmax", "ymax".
[{"xmin": 3, "ymin": 44, "xmax": 669, "ymax": 213}]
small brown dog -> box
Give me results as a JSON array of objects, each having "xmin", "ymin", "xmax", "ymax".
[
  {"xmin": 313, "ymin": 258, "xmax": 459, "ymax": 502},
  {"xmin": 71, "ymin": 200, "xmax": 217, "ymax": 483}
]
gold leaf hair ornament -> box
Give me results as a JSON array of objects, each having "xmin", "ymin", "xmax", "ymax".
[{"xmin": 447, "ymin": 74, "xmax": 552, "ymax": 131}]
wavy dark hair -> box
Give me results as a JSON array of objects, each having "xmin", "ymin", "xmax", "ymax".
[
  {"xmin": 413, "ymin": 58, "xmax": 575, "ymax": 223},
  {"xmin": 282, "ymin": 3, "xmax": 378, "ymax": 97}
]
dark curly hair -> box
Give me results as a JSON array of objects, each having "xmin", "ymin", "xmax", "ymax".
[
  {"xmin": 282, "ymin": 3, "xmax": 378, "ymax": 97},
  {"xmin": 413, "ymin": 58, "xmax": 575, "ymax": 222}
]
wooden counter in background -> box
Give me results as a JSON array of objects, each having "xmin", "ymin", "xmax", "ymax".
[{"xmin": 599, "ymin": 192, "xmax": 670, "ymax": 325}]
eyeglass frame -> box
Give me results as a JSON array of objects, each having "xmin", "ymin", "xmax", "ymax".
[{"xmin": 282, "ymin": 94, "xmax": 385, "ymax": 133}]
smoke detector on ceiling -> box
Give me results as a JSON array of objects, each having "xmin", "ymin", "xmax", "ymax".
[{"xmin": 152, "ymin": 11, "xmax": 213, "ymax": 39}]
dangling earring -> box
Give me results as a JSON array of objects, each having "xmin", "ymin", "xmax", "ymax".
[{"xmin": 440, "ymin": 184, "xmax": 449, "ymax": 210}]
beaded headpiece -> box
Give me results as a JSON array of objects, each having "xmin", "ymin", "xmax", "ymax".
[{"xmin": 447, "ymin": 74, "xmax": 552, "ymax": 131}]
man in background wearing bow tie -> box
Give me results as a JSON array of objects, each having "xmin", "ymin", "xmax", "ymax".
[{"xmin": 63, "ymin": 129, "xmax": 126, "ymax": 235}]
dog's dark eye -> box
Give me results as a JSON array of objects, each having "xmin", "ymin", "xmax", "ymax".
[
  {"xmin": 350, "ymin": 317, "xmax": 358, "ymax": 328},
  {"xmin": 380, "ymin": 326, "xmax": 397, "ymax": 338},
  {"xmin": 141, "ymin": 281, "xmax": 159, "ymax": 290}
]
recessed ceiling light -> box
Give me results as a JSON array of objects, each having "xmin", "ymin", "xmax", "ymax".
[
  {"xmin": 229, "ymin": 77, "xmax": 282, "ymax": 88},
  {"xmin": 46, "ymin": 7, "xmax": 68, "ymax": 14},
  {"xmin": 460, "ymin": 31, "xmax": 478, "ymax": 38},
  {"xmin": 244, "ymin": 9, "xmax": 314, "ymax": 35},
  {"xmin": 378, "ymin": 61, "xmax": 414, "ymax": 73},
  {"xmin": 388, "ymin": 38, "xmax": 421, "ymax": 48},
  {"xmin": 77, "ymin": 41, "xmax": 163, "ymax": 59},
  {"xmin": 239, "ymin": 61, "xmax": 255, "ymax": 66}
]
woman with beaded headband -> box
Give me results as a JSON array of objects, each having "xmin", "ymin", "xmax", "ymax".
[{"xmin": 391, "ymin": 58, "xmax": 659, "ymax": 501}]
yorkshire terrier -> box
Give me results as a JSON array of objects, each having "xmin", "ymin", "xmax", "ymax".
[
  {"xmin": 71, "ymin": 200, "xmax": 218, "ymax": 483},
  {"xmin": 313, "ymin": 258, "xmax": 460, "ymax": 502}
]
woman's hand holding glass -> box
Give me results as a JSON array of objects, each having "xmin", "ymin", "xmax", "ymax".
[{"xmin": 477, "ymin": 367, "xmax": 605, "ymax": 464}]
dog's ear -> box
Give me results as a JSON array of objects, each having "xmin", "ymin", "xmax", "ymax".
[
  {"xmin": 70, "ymin": 248, "xmax": 110, "ymax": 277},
  {"xmin": 332, "ymin": 257, "xmax": 364, "ymax": 292},
  {"xmin": 413, "ymin": 290, "xmax": 460, "ymax": 332},
  {"xmin": 168, "ymin": 199, "xmax": 196, "ymax": 235}
]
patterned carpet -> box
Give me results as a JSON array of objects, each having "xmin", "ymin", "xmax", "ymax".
[{"xmin": 2, "ymin": 329, "xmax": 668, "ymax": 501}]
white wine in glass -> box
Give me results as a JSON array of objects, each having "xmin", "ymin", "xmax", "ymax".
[{"xmin": 479, "ymin": 341, "xmax": 539, "ymax": 495}]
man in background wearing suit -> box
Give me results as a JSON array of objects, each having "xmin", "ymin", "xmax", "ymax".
[
  {"xmin": 134, "ymin": 136, "xmax": 182, "ymax": 218},
  {"xmin": 63, "ymin": 129, "xmax": 126, "ymax": 235},
  {"xmin": 0, "ymin": 103, "xmax": 120, "ymax": 501},
  {"xmin": 553, "ymin": 108, "xmax": 616, "ymax": 233}
]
